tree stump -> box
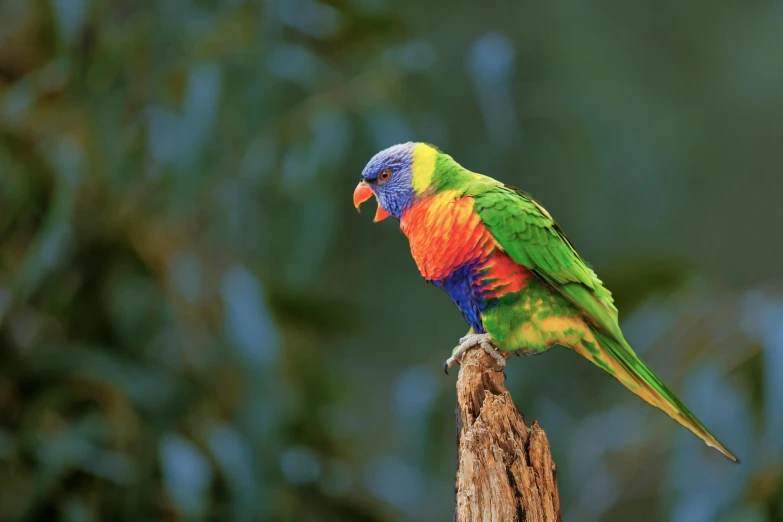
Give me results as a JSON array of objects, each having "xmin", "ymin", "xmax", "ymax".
[{"xmin": 454, "ymin": 346, "xmax": 561, "ymax": 522}]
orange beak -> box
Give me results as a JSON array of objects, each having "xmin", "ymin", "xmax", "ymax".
[{"xmin": 353, "ymin": 181, "xmax": 390, "ymax": 222}]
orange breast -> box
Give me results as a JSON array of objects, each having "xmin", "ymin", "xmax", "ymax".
[{"xmin": 400, "ymin": 191, "xmax": 533, "ymax": 297}]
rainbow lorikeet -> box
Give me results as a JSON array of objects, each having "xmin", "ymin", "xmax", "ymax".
[{"xmin": 353, "ymin": 142, "xmax": 737, "ymax": 462}]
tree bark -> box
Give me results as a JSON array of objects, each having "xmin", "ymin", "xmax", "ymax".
[{"xmin": 454, "ymin": 346, "xmax": 561, "ymax": 522}]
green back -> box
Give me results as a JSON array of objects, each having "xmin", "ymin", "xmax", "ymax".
[{"xmin": 463, "ymin": 178, "xmax": 624, "ymax": 343}]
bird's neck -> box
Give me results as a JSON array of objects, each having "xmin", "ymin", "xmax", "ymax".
[{"xmin": 399, "ymin": 190, "xmax": 461, "ymax": 234}]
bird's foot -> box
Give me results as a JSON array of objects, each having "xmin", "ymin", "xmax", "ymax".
[{"xmin": 443, "ymin": 333, "xmax": 506, "ymax": 374}]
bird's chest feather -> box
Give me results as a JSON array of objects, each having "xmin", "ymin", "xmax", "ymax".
[
  {"xmin": 400, "ymin": 192, "xmax": 491, "ymax": 281},
  {"xmin": 400, "ymin": 192, "xmax": 534, "ymax": 304}
]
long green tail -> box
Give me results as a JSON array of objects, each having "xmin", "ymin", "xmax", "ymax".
[{"xmin": 580, "ymin": 330, "xmax": 738, "ymax": 462}]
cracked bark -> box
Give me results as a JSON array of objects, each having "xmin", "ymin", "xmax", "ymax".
[{"xmin": 454, "ymin": 346, "xmax": 561, "ymax": 522}]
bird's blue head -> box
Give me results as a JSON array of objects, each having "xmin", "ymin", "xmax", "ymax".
[{"xmin": 354, "ymin": 142, "xmax": 422, "ymax": 221}]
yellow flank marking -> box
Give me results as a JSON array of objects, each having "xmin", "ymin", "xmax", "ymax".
[
  {"xmin": 539, "ymin": 315, "xmax": 582, "ymax": 333},
  {"xmin": 412, "ymin": 143, "xmax": 438, "ymax": 194}
]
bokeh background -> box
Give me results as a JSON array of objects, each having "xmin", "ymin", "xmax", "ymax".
[{"xmin": 1, "ymin": 1, "xmax": 782, "ymax": 521}]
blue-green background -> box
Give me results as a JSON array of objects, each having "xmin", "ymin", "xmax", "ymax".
[{"xmin": 1, "ymin": 1, "xmax": 782, "ymax": 521}]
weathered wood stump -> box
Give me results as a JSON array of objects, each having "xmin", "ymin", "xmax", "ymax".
[{"xmin": 454, "ymin": 346, "xmax": 561, "ymax": 522}]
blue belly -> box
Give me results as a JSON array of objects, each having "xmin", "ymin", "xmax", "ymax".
[{"xmin": 432, "ymin": 263, "xmax": 486, "ymax": 333}]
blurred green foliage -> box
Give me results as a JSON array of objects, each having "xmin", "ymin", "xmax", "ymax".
[{"xmin": 1, "ymin": 1, "xmax": 782, "ymax": 521}]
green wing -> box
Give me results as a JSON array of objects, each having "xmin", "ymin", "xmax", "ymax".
[
  {"xmin": 469, "ymin": 183, "xmax": 623, "ymax": 341},
  {"xmin": 468, "ymin": 181, "xmax": 738, "ymax": 462}
]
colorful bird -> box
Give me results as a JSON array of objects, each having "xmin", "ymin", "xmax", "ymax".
[{"xmin": 353, "ymin": 142, "xmax": 738, "ymax": 462}]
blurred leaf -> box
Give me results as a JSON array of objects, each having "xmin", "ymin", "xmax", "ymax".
[{"xmin": 160, "ymin": 433, "xmax": 213, "ymax": 521}]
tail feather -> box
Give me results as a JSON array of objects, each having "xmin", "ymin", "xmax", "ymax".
[{"xmin": 573, "ymin": 329, "xmax": 738, "ymax": 463}]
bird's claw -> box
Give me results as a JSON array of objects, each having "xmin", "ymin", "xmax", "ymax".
[{"xmin": 443, "ymin": 333, "xmax": 506, "ymax": 375}]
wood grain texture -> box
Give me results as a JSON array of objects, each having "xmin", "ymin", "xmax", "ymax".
[{"xmin": 454, "ymin": 347, "xmax": 561, "ymax": 522}]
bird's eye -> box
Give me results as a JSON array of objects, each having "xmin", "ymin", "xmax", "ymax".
[{"xmin": 378, "ymin": 169, "xmax": 392, "ymax": 184}]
